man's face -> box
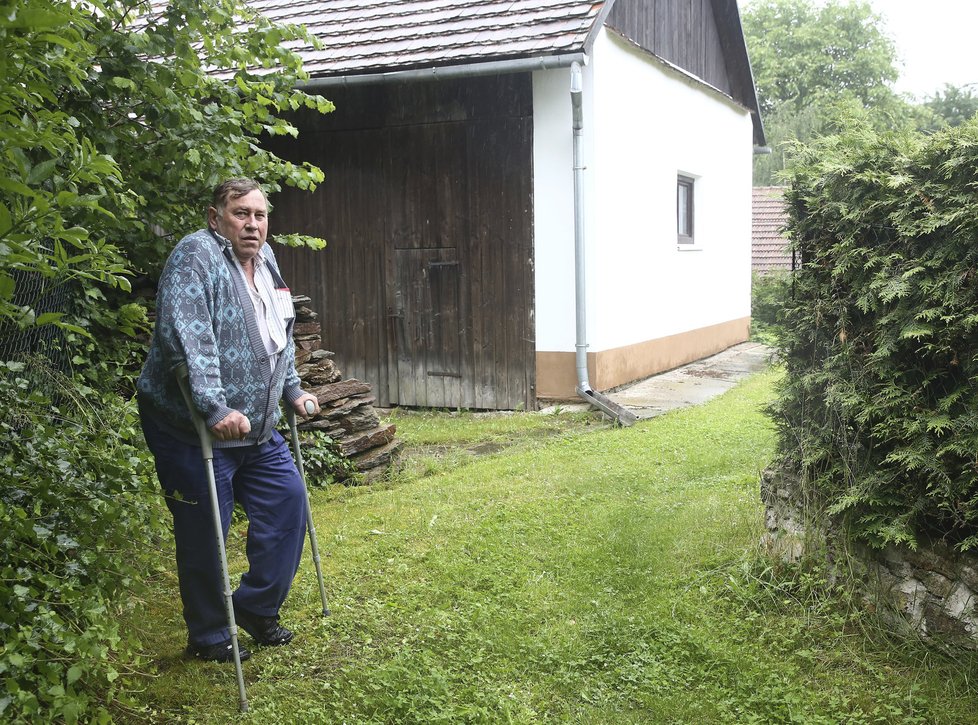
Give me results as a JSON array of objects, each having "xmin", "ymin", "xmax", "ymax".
[{"xmin": 208, "ymin": 189, "xmax": 269, "ymax": 263}]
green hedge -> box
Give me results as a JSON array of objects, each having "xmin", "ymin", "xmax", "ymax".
[
  {"xmin": 775, "ymin": 114, "xmax": 978, "ymax": 551},
  {"xmin": 751, "ymin": 271, "xmax": 792, "ymax": 345},
  {"xmin": 0, "ymin": 362, "xmax": 165, "ymax": 723}
]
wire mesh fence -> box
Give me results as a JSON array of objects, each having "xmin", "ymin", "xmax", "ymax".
[{"xmin": 0, "ymin": 271, "xmax": 73, "ymax": 399}]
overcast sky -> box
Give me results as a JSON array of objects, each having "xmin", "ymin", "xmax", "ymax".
[
  {"xmin": 739, "ymin": 0, "xmax": 978, "ymax": 101},
  {"xmin": 866, "ymin": 0, "xmax": 978, "ymax": 99}
]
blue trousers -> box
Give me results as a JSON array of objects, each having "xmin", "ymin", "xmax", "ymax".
[{"xmin": 141, "ymin": 417, "xmax": 306, "ymax": 646}]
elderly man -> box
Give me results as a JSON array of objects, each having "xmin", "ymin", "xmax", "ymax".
[{"xmin": 137, "ymin": 178, "xmax": 320, "ymax": 662}]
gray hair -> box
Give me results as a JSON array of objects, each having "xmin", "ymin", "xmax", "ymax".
[{"xmin": 211, "ymin": 178, "xmax": 266, "ymax": 214}]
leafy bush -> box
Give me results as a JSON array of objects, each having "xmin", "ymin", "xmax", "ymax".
[
  {"xmin": 0, "ymin": 362, "xmax": 165, "ymax": 723},
  {"xmin": 1, "ymin": 0, "xmax": 330, "ymax": 341},
  {"xmin": 290, "ymin": 430, "xmax": 361, "ymax": 486},
  {"xmin": 774, "ymin": 113, "xmax": 978, "ymax": 551},
  {"xmin": 750, "ymin": 271, "xmax": 792, "ymax": 345},
  {"xmin": 0, "ymin": 2, "xmax": 350, "ymax": 720}
]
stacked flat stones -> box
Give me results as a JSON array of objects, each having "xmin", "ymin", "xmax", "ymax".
[{"xmin": 292, "ymin": 295, "xmax": 400, "ymax": 481}]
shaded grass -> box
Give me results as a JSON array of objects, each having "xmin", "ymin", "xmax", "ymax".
[{"xmin": 117, "ymin": 370, "xmax": 978, "ymax": 723}]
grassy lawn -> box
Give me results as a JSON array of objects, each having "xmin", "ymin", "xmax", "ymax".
[{"xmin": 118, "ymin": 369, "xmax": 978, "ymax": 723}]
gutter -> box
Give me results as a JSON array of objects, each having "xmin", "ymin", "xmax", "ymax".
[
  {"xmin": 298, "ymin": 53, "xmax": 588, "ymax": 89},
  {"xmin": 570, "ymin": 61, "xmax": 637, "ymax": 427}
]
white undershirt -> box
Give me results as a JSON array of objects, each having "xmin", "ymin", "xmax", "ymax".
[{"xmin": 233, "ymin": 253, "xmax": 288, "ymax": 373}]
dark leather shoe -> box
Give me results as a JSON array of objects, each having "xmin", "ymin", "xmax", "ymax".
[
  {"xmin": 185, "ymin": 639, "xmax": 251, "ymax": 663},
  {"xmin": 233, "ymin": 602, "xmax": 294, "ymax": 646}
]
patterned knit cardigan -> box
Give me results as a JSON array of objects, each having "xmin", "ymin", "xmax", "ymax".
[{"xmin": 137, "ymin": 229, "xmax": 304, "ymax": 447}]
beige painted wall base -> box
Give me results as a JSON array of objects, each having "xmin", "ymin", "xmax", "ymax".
[{"xmin": 536, "ymin": 317, "xmax": 751, "ymax": 400}]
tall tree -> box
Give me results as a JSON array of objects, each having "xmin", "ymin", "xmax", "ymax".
[
  {"xmin": 742, "ymin": 0, "xmax": 911, "ymax": 184},
  {"xmin": 921, "ymin": 84, "xmax": 978, "ymax": 131},
  {"xmin": 743, "ymin": 0, "xmax": 899, "ymax": 116}
]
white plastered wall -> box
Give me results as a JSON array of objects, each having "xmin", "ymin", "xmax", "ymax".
[
  {"xmin": 533, "ymin": 27, "xmax": 754, "ymax": 354},
  {"xmin": 532, "ymin": 66, "xmax": 579, "ymax": 351}
]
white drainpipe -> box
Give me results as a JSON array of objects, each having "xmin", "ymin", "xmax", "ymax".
[{"xmin": 570, "ymin": 61, "xmax": 636, "ymax": 426}]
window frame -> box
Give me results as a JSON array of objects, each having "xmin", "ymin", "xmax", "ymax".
[{"xmin": 677, "ymin": 174, "xmax": 695, "ymax": 246}]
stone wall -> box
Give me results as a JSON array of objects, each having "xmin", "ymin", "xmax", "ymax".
[
  {"xmin": 760, "ymin": 468, "xmax": 978, "ymax": 650},
  {"xmin": 292, "ymin": 295, "xmax": 400, "ymax": 481}
]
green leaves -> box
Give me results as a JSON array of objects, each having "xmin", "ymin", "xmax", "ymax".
[
  {"xmin": 921, "ymin": 84, "xmax": 978, "ymax": 132},
  {"xmin": 0, "ymin": 368, "xmax": 165, "ymax": 723},
  {"xmin": 775, "ymin": 115, "xmax": 978, "ymax": 552},
  {"xmin": 0, "ymin": 2, "xmax": 336, "ymax": 720},
  {"xmin": 742, "ymin": 0, "xmax": 934, "ymax": 185},
  {"xmin": 0, "ymin": 0, "xmax": 333, "ymax": 332},
  {"xmin": 743, "ymin": 0, "xmax": 899, "ymax": 118}
]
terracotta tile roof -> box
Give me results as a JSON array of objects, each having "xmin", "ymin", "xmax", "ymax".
[
  {"xmin": 752, "ymin": 186, "xmax": 793, "ymax": 273},
  {"xmin": 250, "ymin": 0, "xmax": 609, "ymax": 77}
]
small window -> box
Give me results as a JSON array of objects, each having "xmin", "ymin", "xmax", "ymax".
[{"xmin": 677, "ymin": 175, "xmax": 694, "ymax": 244}]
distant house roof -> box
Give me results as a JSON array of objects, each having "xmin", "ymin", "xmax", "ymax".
[
  {"xmin": 251, "ymin": 0, "xmax": 611, "ymax": 77},
  {"xmin": 752, "ymin": 186, "xmax": 793, "ymax": 273}
]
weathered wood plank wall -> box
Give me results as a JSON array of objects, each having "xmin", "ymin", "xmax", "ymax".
[
  {"xmin": 606, "ymin": 0, "xmax": 734, "ymax": 96},
  {"xmin": 265, "ymin": 74, "xmax": 535, "ymax": 410}
]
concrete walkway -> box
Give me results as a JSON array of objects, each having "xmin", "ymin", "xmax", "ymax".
[{"xmin": 543, "ymin": 342, "xmax": 775, "ymax": 420}]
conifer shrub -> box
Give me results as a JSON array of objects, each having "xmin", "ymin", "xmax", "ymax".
[{"xmin": 773, "ymin": 114, "xmax": 978, "ymax": 551}]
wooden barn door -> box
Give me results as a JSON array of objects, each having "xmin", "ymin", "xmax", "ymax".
[
  {"xmin": 267, "ymin": 75, "xmax": 535, "ymax": 410},
  {"xmin": 386, "ymin": 123, "xmax": 468, "ymax": 408},
  {"xmin": 389, "ymin": 249, "xmax": 462, "ymax": 406}
]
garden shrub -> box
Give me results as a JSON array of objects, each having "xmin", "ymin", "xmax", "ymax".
[
  {"xmin": 774, "ymin": 113, "xmax": 978, "ymax": 551},
  {"xmin": 751, "ymin": 271, "xmax": 792, "ymax": 345},
  {"xmin": 0, "ymin": 361, "xmax": 165, "ymax": 723},
  {"xmin": 287, "ymin": 429, "xmax": 361, "ymax": 486}
]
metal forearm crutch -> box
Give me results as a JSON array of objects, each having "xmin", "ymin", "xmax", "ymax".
[
  {"xmin": 285, "ymin": 401, "xmax": 330, "ymax": 617},
  {"xmin": 175, "ymin": 364, "xmax": 248, "ymax": 713}
]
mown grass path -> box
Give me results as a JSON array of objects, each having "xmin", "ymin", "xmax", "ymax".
[{"xmin": 123, "ymin": 370, "xmax": 978, "ymax": 723}]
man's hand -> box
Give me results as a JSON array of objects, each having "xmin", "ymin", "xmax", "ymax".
[
  {"xmin": 211, "ymin": 410, "xmax": 252, "ymax": 441},
  {"xmin": 293, "ymin": 393, "xmax": 320, "ymax": 419}
]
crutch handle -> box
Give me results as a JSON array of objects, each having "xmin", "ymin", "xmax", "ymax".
[{"xmin": 284, "ymin": 399, "xmax": 317, "ymax": 426}]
